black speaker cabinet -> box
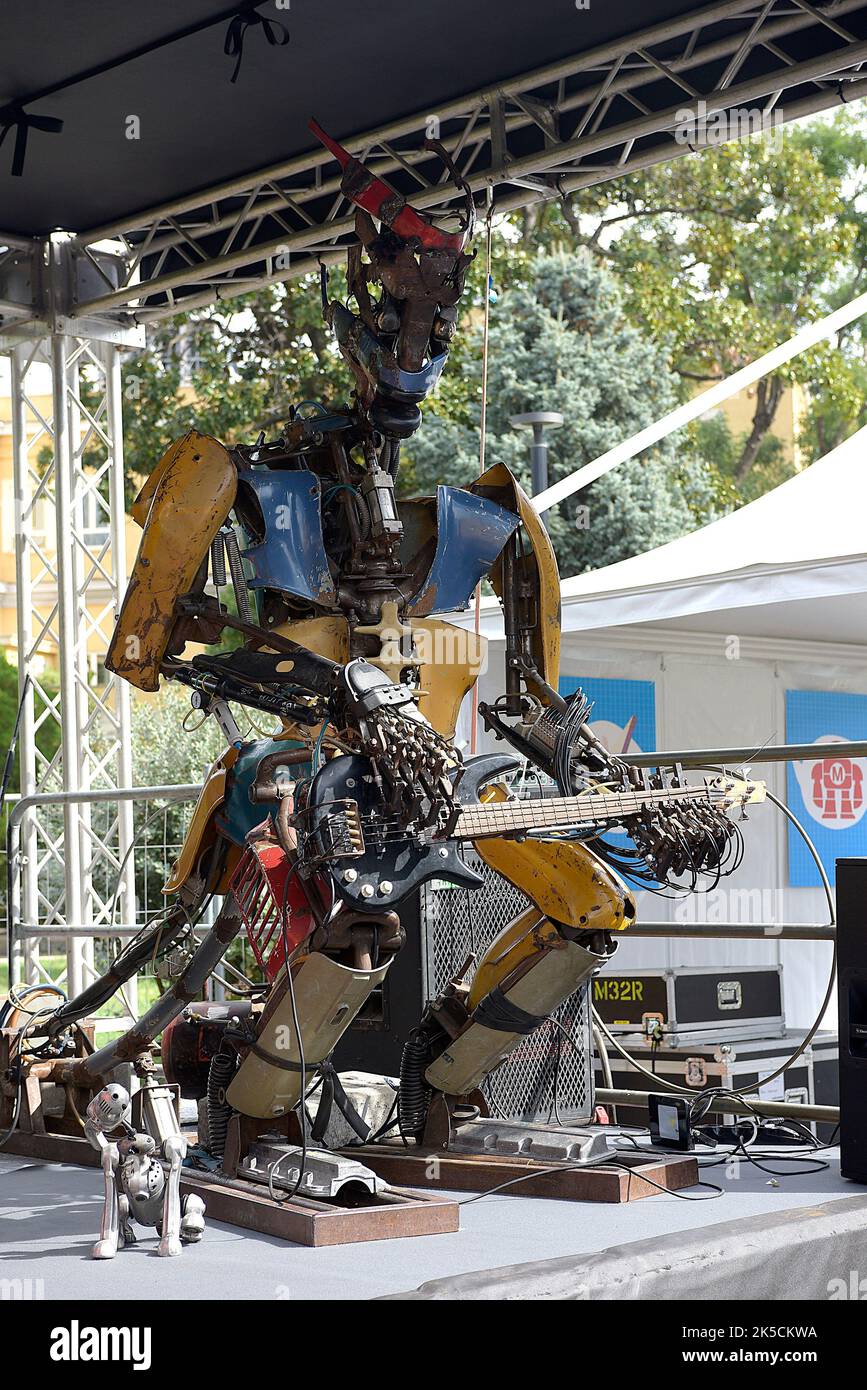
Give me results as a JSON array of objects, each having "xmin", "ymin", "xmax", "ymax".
[
  {"xmin": 332, "ymin": 856, "xmax": 594, "ymax": 1123},
  {"xmin": 836, "ymin": 858, "xmax": 867, "ymax": 1181}
]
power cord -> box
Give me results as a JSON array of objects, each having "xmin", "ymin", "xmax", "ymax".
[
  {"xmin": 266, "ymin": 859, "xmax": 309, "ymax": 1204},
  {"xmin": 458, "ymin": 1156, "xmax": 724, "ymax": 1205},
  {"xmin": 591, "ymin": 783, "xmax": 837, "ymax": 1101}
]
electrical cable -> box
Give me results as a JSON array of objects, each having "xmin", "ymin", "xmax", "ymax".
[
  {"xmin": 469, "ymin": 189, "xmax": 495, "ymax": 758},
  {"xmin": 266, "ymin": 857, "xmax": 310, "ymax": 1204},
  {"xmin": 616, "ymin": 1110, "xmax": 835, "ymax": 1179},
  {"xmin": 458, "ymin": 1157, "xmax": 724, "ymax": 1205},
  {"xmin": 591, "ymin": 782, "xmax": 836, "ymax": 1099}
]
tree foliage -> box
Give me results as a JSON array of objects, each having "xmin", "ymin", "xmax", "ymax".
[
  {"xmin": 522, "ymin": 115, "xmax": 866, "ymax": 488},
  {"xmin": 404, "ymin": 248, "xmax": 722, "ymax": 574},
  {"xmin": 117, "ymin": 111, "xmax": 867, "ymax": 574}
]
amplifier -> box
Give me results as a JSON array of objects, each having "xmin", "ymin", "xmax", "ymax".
[
  {"xmin": 593, "ymin": 965, "xmax": 785, "ymax": 1046},
  {"xmin": 334, "ymin": 853, "xmax": 594, "ymax": 1124}
]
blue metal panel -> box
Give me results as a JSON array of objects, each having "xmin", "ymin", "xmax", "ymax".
[
  {"xmin": 408, "ymin": 487, "xmax": 519, "ymax": 616},
  {"xmin": 238, "ymin": 469, "xmax": 335, "ymax": 603},
  {"xmin": 217, "ymin": 737, "xmax": 312, "ymax": 845}
]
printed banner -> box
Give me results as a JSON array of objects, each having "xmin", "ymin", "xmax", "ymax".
[
  {"xmin": 559, "ymin": 675, "xmax": 657, "ymax": 756},
  {"xmin": 786, "ymin": 689, "xmax": 867, "ymax": 887}
]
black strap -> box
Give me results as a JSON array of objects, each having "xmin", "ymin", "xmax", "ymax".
[
  {"xmin": 224, "ymin": 4, "xmax": 290, "ymax": 84},
  {"xmin": 0, "ymin": 104, "xmax": 63, "ymax": 177},
  {"xmin": 473, "ymin": 986, "xmax": 548, "ymax": 1035},
  {"xmin": 249, "ymin": 1047, "xmax": 371, "ymax": 1143}
]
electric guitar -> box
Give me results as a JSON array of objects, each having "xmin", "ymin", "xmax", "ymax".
[{"xmin": 304, "ymin": 752, "xmax": 765, "ymax": 912}]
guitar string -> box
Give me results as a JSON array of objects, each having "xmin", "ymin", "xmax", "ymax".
[{"xmin": 332, "ymin": 787, "xmax": 738, "ymax": 839}]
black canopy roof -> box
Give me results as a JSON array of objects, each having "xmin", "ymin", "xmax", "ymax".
[{"xmin": 3, "ymin": 0, "xmax": 865, "ymax": 240}]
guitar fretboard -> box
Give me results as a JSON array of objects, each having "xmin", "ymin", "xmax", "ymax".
[{"xmin": 454, "ymin": 784, "xmax": 715, "ymax": 842}]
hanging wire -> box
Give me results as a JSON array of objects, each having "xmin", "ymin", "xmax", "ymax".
[{"xmin": 470, "ymin": 189, "xmax": 495, "ymax": 756}]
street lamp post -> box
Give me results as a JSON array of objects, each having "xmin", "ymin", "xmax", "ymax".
[{"xmin": 509, "ymin": 411, "xmax": 564, "ymax": 495}]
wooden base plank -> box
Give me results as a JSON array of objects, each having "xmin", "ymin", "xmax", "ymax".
[
  {"xmin": 0, "ymin": 1130, "xmax": 99, "ymax": 1167},
  {"xmin": 342, "ymin": 1144, "xmax": 699, "ymax": 1203},
  {"xmin": 179, "ymin": 1168, "xmax": 460, "ymax": 1247}
]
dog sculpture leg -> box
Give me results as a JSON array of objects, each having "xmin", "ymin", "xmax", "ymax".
[
  {"xmin": 157, "ymin": 1133, "xmax": 187, "ymax": 1257},
  {"xmin": 92, "ymin": 1136, "xmax": 121, "ymax": 1260},
  {"xmin": 180, "ymin": 1193, "xmax": 206, "ymax": 1244},
  {"xmin": 84, "ymin": 1084, "xmax": 134, "ymax": 1260},
  {"xmin": 118, "ymin": 1190, "xmax": 136, "ymax": 1249}
]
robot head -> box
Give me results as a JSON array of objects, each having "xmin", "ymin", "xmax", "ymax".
[
  {"xmin": 87, "ymin": 1083, "xmax": 131, "ymax": 1133},
  {"xmin": 311, "ymin": 119, "xmax": 476, "ymax": 438}
]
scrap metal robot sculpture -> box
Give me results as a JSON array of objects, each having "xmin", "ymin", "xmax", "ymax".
[{"xmin": 44, "ymin": 122, "xmax": 759, "ymax": 1196}]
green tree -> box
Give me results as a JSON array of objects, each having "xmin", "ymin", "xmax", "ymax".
[
  {"xmin": 524, "ymin": 117, "xmax": 863, "ymax": 489},
  {"xmin": 404, "ymin": 248, "xmax": 722, "ymax": 576},
  {"xmin": 0, "ymin": 653, "xmax": 62, "ymax": 795},
  {"xmin": 120, "ymin": 273, "xmax": 356, "ymax": 495}
]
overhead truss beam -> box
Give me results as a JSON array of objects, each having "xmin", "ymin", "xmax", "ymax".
[{"xmin": 48, "ymin": 0, "xmax": 867, "ymax": 324}]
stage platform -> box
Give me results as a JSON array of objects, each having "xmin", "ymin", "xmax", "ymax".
[{"xmin": 0, "ymin": 1143, "xmax": 862, "ymax": 1301}]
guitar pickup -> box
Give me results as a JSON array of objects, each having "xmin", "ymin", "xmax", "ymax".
[
  {"xmin": 342, "ymin": 800, "xmax": 365, "ymax": 857},
  {"xmin": 298, "ymin": 798, "xmax": 366, "ymax": 861}
]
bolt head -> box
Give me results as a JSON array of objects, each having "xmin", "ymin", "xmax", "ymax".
[
  {"xmin": 361, "ymin": 883, "xmax": 375, "ymax": 899},
  {"xmin": 343, "ymin": 868, "xmax": 358, "ymax": 883},
  {"xmin": 380, "ymin": 880, "xmax": 393, "ymax": 895}
]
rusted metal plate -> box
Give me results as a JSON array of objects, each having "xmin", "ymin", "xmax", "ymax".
[
  {"xmin": 179, "ymin": 1169, "xmax": 459, "ymax": 1247},
  {"xmin": 344, "ymin": 1145, "xmax": 699, "ymax": 1204}
]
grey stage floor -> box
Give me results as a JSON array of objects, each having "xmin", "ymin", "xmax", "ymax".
[{"xmin": 0, "ymin": 1142, "xmax": 859, "ymax": 1300}]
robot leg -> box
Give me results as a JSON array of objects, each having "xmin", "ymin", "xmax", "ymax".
[
  {"xmin": 157, "ymin": 1133, "xmax": 187, "ymax": 1258},
  {"xmin": 92, "ymin": 1140, "xmax": 121, "ymax": 1260},
  {"xmin": 180, "ymin": 1194, "xmax": 206, "ymax": 1244}
]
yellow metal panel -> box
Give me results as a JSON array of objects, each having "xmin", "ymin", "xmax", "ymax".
[
  {"xmin": 471, "ymin": 462, "xmax": 561, "ymax": 697},
  {"xmin": 270, "ymin": 613, "xmax": 482, "ymax": 741},
  {"xmin": 163, "ymin": 745, "xmax": 239, "ymax": 894},
  {"xmin": 414, "ymin": 618, "xmax": 486, "ymax": 740},
  {"xmin": 106, "ymin": 432, "xmax": 237, "ymax": 692},
  {"xmin": 475, "ymin": 834, "xmax": 635, "ymax": 939},
  {"xmin": 467, "ymin": 906, "xmax": 552, "ymax": 1009},
  {"xmin": 269, "ymin": 613, "xmax": 350, "ymax": 664},
  {"xmin": 469, "ymin": 780, "xmax": 635, "ymax": 939}
]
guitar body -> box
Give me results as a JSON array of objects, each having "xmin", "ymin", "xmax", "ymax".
[{"xmin": 307, "ymin": 752, "xmax": 520, "ymax": 911}]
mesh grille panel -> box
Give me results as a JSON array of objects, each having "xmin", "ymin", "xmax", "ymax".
[{"xmin": 421, "ymin": 854, "xmax": 593, "ymax": 1123}]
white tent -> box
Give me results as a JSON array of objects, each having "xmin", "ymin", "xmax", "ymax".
[
  {"xmin": 455, "ymin": 428, "xmax": 867, "ymax": 1032},
  {"xmin": 557, "ymin": 424, "xmax": 867, "ymax": 644}
]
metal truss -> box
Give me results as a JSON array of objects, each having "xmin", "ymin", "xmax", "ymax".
[
  {"xmin": 51, "ymin": 0, "xmax": 867, "ymax": 326},
  {"xmin": 8, "ymin": 251, "xmax": 136, "ymax": 997}
]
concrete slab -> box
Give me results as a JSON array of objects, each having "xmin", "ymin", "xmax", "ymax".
[{"xmin": 0, "ymin": 1146, "xmax": 858, "ymax": 1301}]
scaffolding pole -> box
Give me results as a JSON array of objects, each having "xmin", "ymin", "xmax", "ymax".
[{"xmin": 5, "ymin": 239, "xmax": 139, "ymax": 995}]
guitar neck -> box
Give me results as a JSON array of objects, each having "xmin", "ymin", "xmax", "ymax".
[{"xmin": 454, "ymin": 784, "xmax": 711, "ymax": 842}]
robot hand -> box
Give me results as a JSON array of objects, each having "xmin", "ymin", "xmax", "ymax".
[{"xmin": 340, "ymin": 660, "xmax": 459, "ymax": 825}]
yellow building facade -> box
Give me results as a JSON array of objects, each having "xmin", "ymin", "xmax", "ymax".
[{"xmin": 0, "ymin": 377, "xmax": 138, "ymax": 680}]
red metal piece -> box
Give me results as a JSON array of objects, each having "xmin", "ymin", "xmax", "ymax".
[
  {"xmin": 309, "ymin": 118, "xmax": 468, "ymax": 253},
  {"xmin": 230, "ymin": 828, "xmax": 315, "ymax": 982}
]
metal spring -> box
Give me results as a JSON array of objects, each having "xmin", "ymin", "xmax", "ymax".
[
  {"xmin": 398, "ymin": 1034, "xmax": 431, "ymax": 1143},
  {"xmin": 222, "ymin": 527, "xmax": 253, "ymax": 624},
  {"xmin": 206, "ymin": 1049, "xmax": 237, "ymax": 1158},
  {"xmin": 210, "ymin": 530, "xmax": 227, "ymax": 587}
]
